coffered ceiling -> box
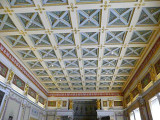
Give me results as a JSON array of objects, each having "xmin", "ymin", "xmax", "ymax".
[{"xmin": 0, "ymin": 0, "xmax": 160, "ymax": 93}]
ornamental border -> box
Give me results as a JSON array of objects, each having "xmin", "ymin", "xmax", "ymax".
[
  {"xmin": 0, "ymin": 42, "xmax": 48, "ymax": 95},
  {"xmin": 124, "ymin": 37, "xmax": 160, "ymax": 93},
  {"xmin": 48, "ymin": 92, "xmax": 122, "ymax": 97}
]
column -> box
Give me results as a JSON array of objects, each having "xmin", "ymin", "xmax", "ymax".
[
  {"xmin": 18, "ymin": 103, "xmax": 25, "ymax": 120},
  {"xmin": 123, "ymin": 99, "xmax": 129, "ymax": 120},
  {"xmin": 123, "ymin": 109, "xmax": 129, "ymax": 120},
  {"xmin": 138, "ymin": 97, "xmax": 149, "ymax": 120}
]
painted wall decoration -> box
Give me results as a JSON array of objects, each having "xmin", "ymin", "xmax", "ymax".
[
  {"xmin": 0, "ymin": 61, "xmax": 8, "ymax": 78},
  {"xmin": 12, "ymin": 75, "xmax": 25, "ymax": 91},
  {"xmin": 114, "ymin": 101, "xmax": 123, "ymax": 106},
  {"xmin": 39, "ymin": 95, "xmax": 44, "ymax": 105},
  {"xmin": 62, "ymin": 101, "xmax": 67, "ymax": 107},
  {"xmin": 132, "ymin": 87, "xmax": 139, "ymax": 98},
  {"xmin": 141, "ymin": 73, "xmax": 151, "ymax": 89},
  {"xmin": 48, "ymin": 101, "xmax": 56, "ymax": 107},
  {"xmin": 28, "ymin": 87, "xmax": 36, "ymax": 99},
  {"xmin": 103, "ymin": 101, "xmax": 107, "ymax": 107},
  {"xmin": 155, "ymin": 59, "xmax": 160, "ymax": 74}
]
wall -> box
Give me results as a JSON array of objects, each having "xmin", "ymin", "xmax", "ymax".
[
  {"xmin": 123, "ymin": 38, "xmax": 160, "ymax": 120},
  {"xmin": 143, "ymin": 82, "xmax": 160, "ymax": 120},
  {"xmin": 0, "ymin": 82, "xmax": 46, "ymax": 120},
  {"xmin": 0, "ymin": 41, "xmax": 47, "ymax": 99}
]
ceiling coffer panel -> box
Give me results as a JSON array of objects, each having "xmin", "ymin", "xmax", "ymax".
[{"xmin": 1, "ymin": 0, "xmax": 159, "ymax": 92}]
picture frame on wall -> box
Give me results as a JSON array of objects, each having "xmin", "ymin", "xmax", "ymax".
[
  {"xmin": 62, "ymin": 101, "xmax": 67, "ymax": 107},
  {"xmin": 103, "ymin": 101, "xmax": 107, "ymax": 107}
]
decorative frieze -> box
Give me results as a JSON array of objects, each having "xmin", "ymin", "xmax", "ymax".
[{"xmin": 48, "ymin": 92, "xmax": 122, "ymax": 97}]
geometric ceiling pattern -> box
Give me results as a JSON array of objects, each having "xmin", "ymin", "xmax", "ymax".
[{"xmin": 0, "ymin": 0, "xmax": 160, "ymax": 93}]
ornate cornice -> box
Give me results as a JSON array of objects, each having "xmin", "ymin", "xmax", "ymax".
[
  {"xmin": 123, "ymin": 37, "xmax": 160, "ymax": 93},
  {"xmin": 0, "ymin": 42, "xmax": 48, "ymax": 96},
  {"xmin": 48, "ymin": 92, "xmax": 122, "ymax": 97}
]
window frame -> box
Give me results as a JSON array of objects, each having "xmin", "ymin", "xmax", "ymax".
[
  {"xmin": 149, "ymin": 93, "xmax": 160, "ymax": 120},
  {"xmin": 129, "ymin": 108, "xmax": 141, "ymax": 120}
]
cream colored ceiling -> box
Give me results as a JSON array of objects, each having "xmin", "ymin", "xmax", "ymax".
[{"xmin": 0, "ymin": 0, "xmax": 160, "ymax": 93}]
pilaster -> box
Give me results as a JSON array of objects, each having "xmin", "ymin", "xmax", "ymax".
[{"xmin": 138, "ymin": 96, "xmax": 149, "ymax": 120}]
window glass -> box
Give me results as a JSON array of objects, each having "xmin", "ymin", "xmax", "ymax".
[
  {"xmin": 130, "ymin": 111, "xmax": 135, "ymax": 120},
  {"xmin": 130, "ymin": 108, "xmax": 141, "ymax": 120},
  {"xmin": 134, "ymin": 108, "xmax": 141, "ymax": 120},
  {"xmin": 150, "ymin": 96, "xmax": 160, "ymax": 120}
]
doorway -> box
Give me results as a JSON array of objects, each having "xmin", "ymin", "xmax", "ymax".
[{"xmin": 73, "ymin": 99, "xmax": 97, "ymax": 120}]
